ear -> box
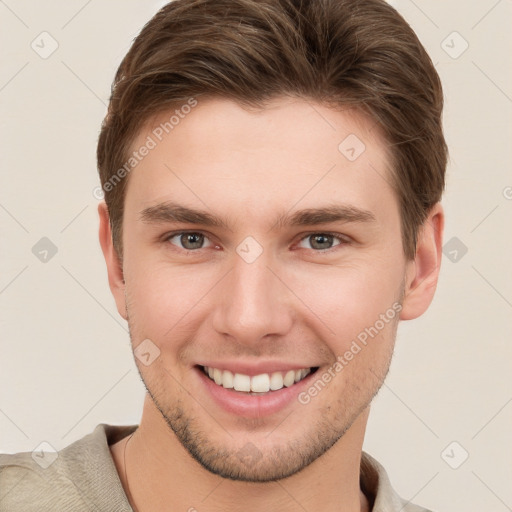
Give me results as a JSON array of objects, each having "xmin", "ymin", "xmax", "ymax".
[
  {"xmin": 98, "ymin": 202, "xmax": 127, "ymax": 321},
  {"xmin": 400, "ymin": 203, "xmax": 444, "ymax": 321}
]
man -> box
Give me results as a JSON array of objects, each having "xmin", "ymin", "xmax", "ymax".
[{"xmin": 0, "ymin": 0, "xmax": 446, "ymax": 510}]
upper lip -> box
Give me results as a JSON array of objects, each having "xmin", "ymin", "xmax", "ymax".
[{"xmin": 196, "ymin": 360, "xmax": 319, "ymax": 376}]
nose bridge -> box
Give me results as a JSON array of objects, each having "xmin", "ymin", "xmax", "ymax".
[{"xmin": 212, "ymin": 250, "xmax": 293, "ymax": 343}]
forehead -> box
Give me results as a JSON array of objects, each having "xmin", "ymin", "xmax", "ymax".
[{"xmin": 123, "ymin": 96, "xmax": 396, "ymax": 228}]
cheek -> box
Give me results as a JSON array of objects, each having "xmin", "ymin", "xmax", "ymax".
[
  {"xmin": 123, "ymin": 257, "xmax": 220, "ymax": 340},
  {"xmin": 288, "ymin": 260, "xmax": 403, "ymax": 341},
  {"xmin": 123, "ymin": 264, "xmax": 217, "ymax": 389}
]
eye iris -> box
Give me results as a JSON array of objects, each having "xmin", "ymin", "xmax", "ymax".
[
  {"xmin": 310, "ymin": 234, "xmax": 333, "ymax": 250},
  {"xmin": 181, "ymin": 233, "xmax": 203, "ymax": 250}
]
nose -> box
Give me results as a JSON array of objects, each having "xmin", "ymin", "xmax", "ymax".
[{"xmin": 211, "ymin": 251, "xmax": 294, "ymax": 346}]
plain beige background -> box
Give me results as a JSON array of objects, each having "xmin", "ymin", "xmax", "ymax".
[{"xmin": 1, "ymin": 1, "xmax": 511, "ymax": 510}]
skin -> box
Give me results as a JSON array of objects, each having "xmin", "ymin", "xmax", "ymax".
[{"xmin": 100, "ymin": 96, "xmax": 444, "ymax": 512}]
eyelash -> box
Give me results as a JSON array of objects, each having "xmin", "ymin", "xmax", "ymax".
[{"xmin": 163, "ymin": 231, "xmax": 350, "ymax": 253}]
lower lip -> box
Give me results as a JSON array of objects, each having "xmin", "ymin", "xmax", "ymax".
[{"xmin": 195, "ymin": 367, "xmax": 317, "ymax": 418}]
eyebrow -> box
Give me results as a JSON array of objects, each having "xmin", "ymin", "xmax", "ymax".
[{"xmin": 139, "ymin": 201, "xmax": 376, "ymax": 231}]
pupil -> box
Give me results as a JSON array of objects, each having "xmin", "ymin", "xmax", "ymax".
[
  {"xmin": 182, "ymin": 233, "xmax": 203, "ymax": 249},
  {"xmin": 311, "ymin": 234, "xmax": 332, "ymax": 249}
]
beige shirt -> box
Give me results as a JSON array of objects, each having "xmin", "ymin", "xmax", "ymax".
[{"xmin": 0, "ymin": 424, "xmax": 432, "ymax": 511}]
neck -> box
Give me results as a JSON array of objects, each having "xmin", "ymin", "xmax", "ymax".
[{"xmin": 111, "ymin": 396, "xmax": 370, "ymax": 512}]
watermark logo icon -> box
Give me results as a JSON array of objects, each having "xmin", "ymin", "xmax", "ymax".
[
  {"xmin": 236, "ymin": 236, "xmax": 263, "ymax": 264},
  {"xmin": 441, "ymin": 31, "xmax": 469, "ymax": 59},
  {"xmin": 92, "ymin": 186, "xmax": 104, "ymax": 200},
  {"xmin": 236, "ymin": 442, "xmax": 262, "ymax": 467},
  {"xmin": 441, "ymin": 441, "xmax": 469, "ymax": 469},
  {"xmin": 31, "ymin": 32, "xmax": 59, "ymax": 59},
  {"xmin": 442, "ymin": 236, "xmax": 468, "ymax": 263},
  {"xmin": 134, "ymin": 339, "xmax": 161, "ymax": 366},
  {"xmin": 32, "ymin": 237, "xmax": 58, "ymax": 263},
  {"xmin": 31, "ymin": 441, "xmax": 58, "ymax": 469},
  {"xmin": 338, "ymin": 134, "xmax": 366, "ymax": 161}
]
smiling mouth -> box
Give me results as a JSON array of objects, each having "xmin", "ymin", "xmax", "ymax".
[{"xmin": 199, "ymin": 365, "xmax": 319, "ymax": 394}]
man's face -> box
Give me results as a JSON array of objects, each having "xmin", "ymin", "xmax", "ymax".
[{"xmin": 114, "ymin": 97, "xmax": 411, "ymax": 481}]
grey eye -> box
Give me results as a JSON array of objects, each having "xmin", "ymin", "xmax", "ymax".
[
  {"xmin": 297, "ymin": 234, "xmax": 342, "ymax": 250},
  {"xmin": 168, "ymin": 232, "xmax": 211, "ymax": 250}
]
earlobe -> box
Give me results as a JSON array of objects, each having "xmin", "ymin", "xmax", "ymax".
[
  {"xmin": 98, "ymin": 202, "xmax": 128, "ymax": 320},
  {"xmin": 400, "ymin": 203, "xmax": 444, "ymax": 321}
]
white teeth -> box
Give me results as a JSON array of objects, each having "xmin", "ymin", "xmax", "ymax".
[
  {"xmin": 251, "ymin": 373, "xmax": 270, "ymax": 393},
  {"xmin": 222, "ymin": 370, "xmax": 234, "ymax": 389},
  {"xmin": 269, "ymin": 372, "xmax": 284, "ymax": 391},
  {"xmin": 233, "ymin": 373, "xmax": 251, "ymax": 392},
  {"xmin": 213, "ymin": 368, "xmax": 223, "ymax": 386},
  {"xmin": 283, "ymin": 370, "xmax": 295, "ymax": 387},
  {"xmin": 203, "ymin": 366, "xmax": 312, "ymax": 393}
]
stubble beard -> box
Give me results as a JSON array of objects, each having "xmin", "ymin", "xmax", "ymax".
[
  {"xmin": 130, "ymin": 341, "xmax": 395, "ymax": 482},
  {"xmin": 125, "ymin": 288, "xmax": 400, "ymax": 482}
]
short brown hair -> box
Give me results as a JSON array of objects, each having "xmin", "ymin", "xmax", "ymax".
[{"xmin": 97, "ymin": 0, "xmax": 447, "ymax": 260}]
